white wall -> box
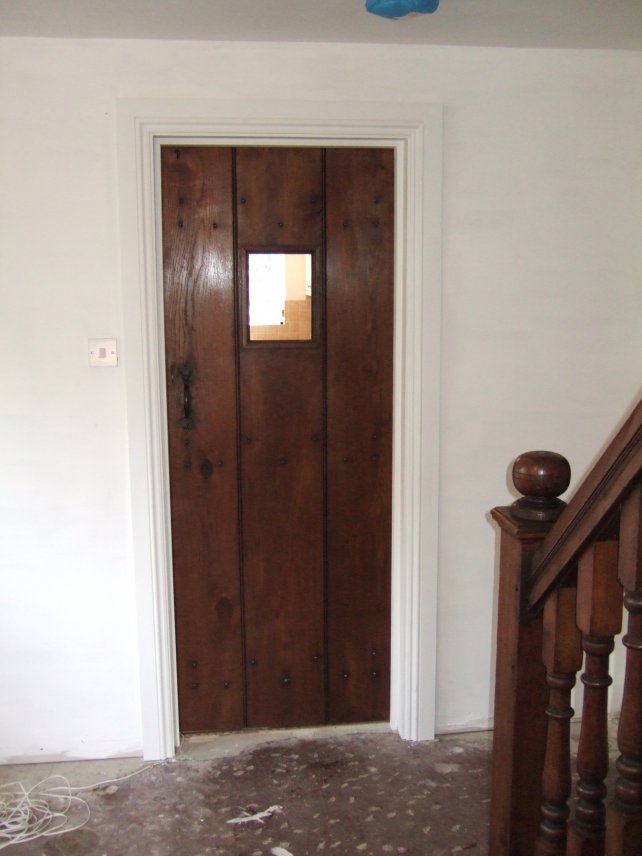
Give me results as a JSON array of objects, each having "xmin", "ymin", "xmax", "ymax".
[{"xmin": 1, "ymin": 37, "xmax": 640, "ymax": 760}]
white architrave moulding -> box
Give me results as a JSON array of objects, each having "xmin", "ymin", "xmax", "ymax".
[{"xmin": 116, "ymin": 99, "xmax": 443, "ymax": 760}]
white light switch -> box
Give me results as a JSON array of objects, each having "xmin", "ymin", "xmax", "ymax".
[{"xmin": 89, "ymin": 338, "xmax": 118, "ymax": 367}]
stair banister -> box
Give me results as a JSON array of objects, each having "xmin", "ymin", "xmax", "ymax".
[
  {"xmin": 489, "ymin": 393, "xmax": 642, "ymax": 855},
  {"xmin": 529, "ymin": 397, "xmax": 642, "ymax": 611}
]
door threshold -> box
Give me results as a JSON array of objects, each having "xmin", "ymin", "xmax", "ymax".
[{"xmin": 178, "ymin": 722, "xmax": 391, "ymax": 762}]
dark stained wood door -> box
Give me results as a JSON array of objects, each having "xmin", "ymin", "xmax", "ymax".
[{"xmin": 162, "ymin": 145, "xmax": 393, "ymax": 733}]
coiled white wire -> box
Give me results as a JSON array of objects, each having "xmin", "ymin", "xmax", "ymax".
[{"xmin": 0, "ymin": 766, "xmax": 154, "ymax": 849}]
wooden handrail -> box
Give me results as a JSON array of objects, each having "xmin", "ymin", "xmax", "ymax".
[{"xmin": 529, "ymin": 395, "xmax": 642, "ymax": 611}]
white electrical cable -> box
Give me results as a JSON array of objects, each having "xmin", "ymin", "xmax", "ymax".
[{"xmin": 0, "ymin": 765, "xmax": 155, "ymax": 849}]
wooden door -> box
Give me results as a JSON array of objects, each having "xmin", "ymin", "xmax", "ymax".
[{"xmin": 162, "ymin": 145, "xmax": 393, "ymax": 733}]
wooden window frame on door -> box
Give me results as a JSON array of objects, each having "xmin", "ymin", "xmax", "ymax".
[{"xmin": 117, "ymin": 100, "xmax": 443, "ymax": 760}]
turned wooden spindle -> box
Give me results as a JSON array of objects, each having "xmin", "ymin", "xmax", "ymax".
[
  {"xmin": 535, "ymin": 582, "xmax": 583, "ymax": 856},
  {"xmin": 567, "ymin": 540, "xmax": 623, "ymax": 856},
  {"xmin": 606, "ymin": 483, "xmax": 642, "ymax": 855},
  {"xmin": 490, "ymin": 451, "xmax": 571, "ymax": 856}
]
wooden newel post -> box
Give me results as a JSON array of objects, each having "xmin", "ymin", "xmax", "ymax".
[{"xmin": 490, "ymin": 451, "xmax": 571, "ymax": 856}]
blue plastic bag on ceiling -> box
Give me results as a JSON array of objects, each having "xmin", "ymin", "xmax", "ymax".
[{"xmin": 366, "ymin": 0, "xmax": 440, "ymax": 19}]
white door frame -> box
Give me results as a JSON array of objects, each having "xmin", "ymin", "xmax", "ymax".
[{"xmin": 117, "ymin": 99, "xmax": 442, "ymax": 760}]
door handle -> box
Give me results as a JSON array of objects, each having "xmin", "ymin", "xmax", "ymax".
[{"xmin": 177, "ymin": 362, "xmax": 194, "ymax": 430}]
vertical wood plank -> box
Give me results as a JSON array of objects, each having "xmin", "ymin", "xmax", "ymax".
[
  {"xmin": 325, "ymin": 147, "xmax": 394, "ymax": 724},
  {"xmin": 236, "ymin": 147, "xmax": 326, "ymax": 728},
  {"xmin": 161, "ymin": 146, "xmax": 244, "ymax": 732}
]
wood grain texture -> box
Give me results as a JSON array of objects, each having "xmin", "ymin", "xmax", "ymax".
[
  {"xmin": 236, "ymin": 146, "xmax": 323, "ymax": 247},
  {"xmin": 164, "ymin": 145, "xmax": 394, "ymax": 733},
  {"xmin": 607, "ymin": 484, "xmax": 642, "ymax": 855},
  {"xmin": 325, "ymin": 147, "xmax": 394, "ymax": 724},
  {"xmin": 489, "ymin": 508, "xmax": 550, "ymax": 856},
  {"xmin": 236, "ymin": 148, "xmax": 325, "ymax": 727},
  {"xmin": 530, "ymin": 396, "xmax": 642, "ymax": 610},
  {"xmin": 535, "ymin": 582, "xmax": 583, "ymax": 856},
  {"xmin": 162, "ymin": 146, "xmax": 244, "ymax": 732},
  {"xmin": 492, "ymin": 399, "xmax": 642, "ymax": 854}
]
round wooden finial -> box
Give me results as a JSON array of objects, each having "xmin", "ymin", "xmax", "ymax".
[{"xmin": 511, "ymin": 451, "xmax": 571, "ymax": 522}]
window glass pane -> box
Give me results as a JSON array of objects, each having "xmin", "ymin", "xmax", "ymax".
[{"xmin": 248, "ymin": 253, "xmax": 313, "ymax": 342}]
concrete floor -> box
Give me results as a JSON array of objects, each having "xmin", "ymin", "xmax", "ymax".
[{"xmin": 0, "ymin": 725, "xmax": 492, "ymax": 855}]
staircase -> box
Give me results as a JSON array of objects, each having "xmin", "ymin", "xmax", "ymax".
[{"xmin": 489, "ymin": 395, "xmax": 642, "ymax": 855}]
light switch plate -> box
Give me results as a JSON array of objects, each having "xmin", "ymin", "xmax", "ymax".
[{"xmin": 89, "ymin": 338, "xmax": 118, "ymax": 367}]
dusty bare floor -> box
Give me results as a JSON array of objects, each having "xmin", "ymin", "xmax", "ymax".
[{"xmin": 1, "ymin": 729, "xmax": 491, "ymax": 855}]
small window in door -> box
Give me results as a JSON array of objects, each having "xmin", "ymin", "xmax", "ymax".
[{"xmin": 246, "ymin": 251, "xmax": 314, "ymax": 343}]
